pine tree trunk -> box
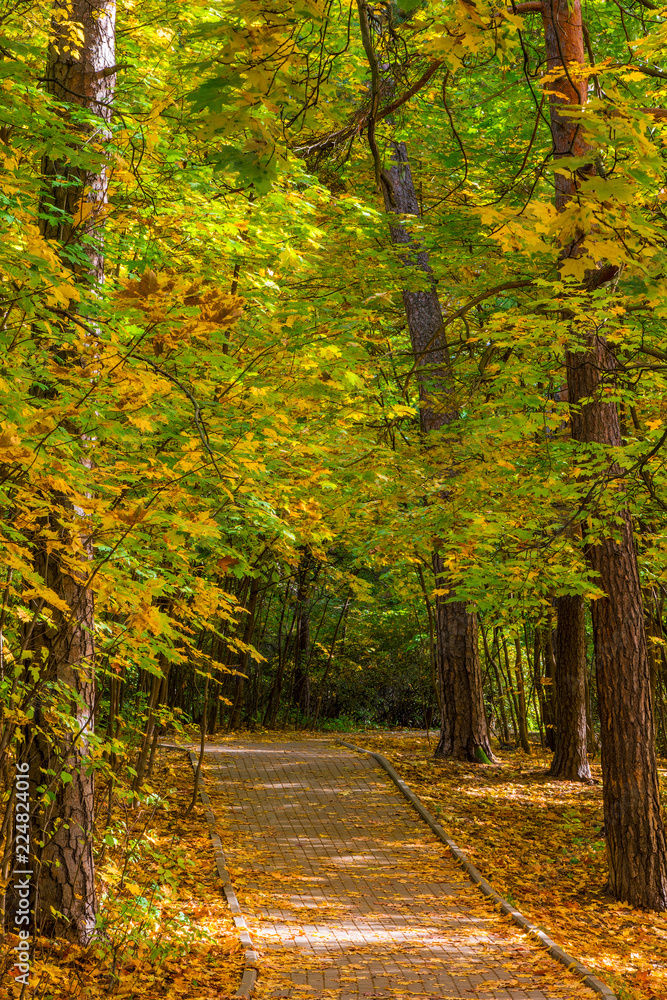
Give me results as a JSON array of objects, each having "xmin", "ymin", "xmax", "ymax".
[
  {"xmin": 41, "ymin": 0, "xmax": 116, "ymax": 279},
  {"xmin": 566, "ymin": 336, "xmax": 667, "ymax": 907},
  {"xmin": 24, "ymin": 530, "xmax": 98, "ymax": 942},
  {"xmin": 381, "ymin": 142, "xmax": 492, "ymax": 763},
  {"xmin": 432, "ymin": 583, "xmax": 492, "ymax": 761},
  {"xmin": 531, "ymin": 0, "xmax": 667, "ymax": 911},
  {"xmin": 548, "ymin": 594, "xmax": 591, "ymax": 780},
  {"xmin": 23, "ymin": 0, "xmax": 117, "ymax": 942}
]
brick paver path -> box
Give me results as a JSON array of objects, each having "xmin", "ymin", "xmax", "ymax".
[{"xmin": 205, "ymin": 739, "xmax": 598, "ymax": 999}]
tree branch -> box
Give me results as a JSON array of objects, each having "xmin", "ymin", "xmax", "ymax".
[
  {"xmin": 138, "ymin": 357, "xmax": 224, "ymax": 479},
  {"xmin": 356, "ymin": 0, "xmax": 383, "ymax": 188},
  {"xmin": 402, "ymin": 279, "xmax": 535, "ymax": 393},
  {"xmin": 512, "ymin": 2, "xmax": 543, "ymax": 13},
  {"xmin": 379, "ymin": 61, "xmax": 442, "ymax": 120}
]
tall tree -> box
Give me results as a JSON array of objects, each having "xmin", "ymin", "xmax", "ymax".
[
  {"xmin": 27, "ymin": 0, "xmax": 117, "ymax": 941},
  {"xmin": 524, "ymin": 0, "xmax": 667, "ymax": 908},
  {"xmin": 357, "ymin": 0, "xmax": 492, "ymax": 761}
]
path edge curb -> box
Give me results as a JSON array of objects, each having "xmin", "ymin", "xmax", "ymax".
[
  {"xmin": 159, "ymin": 743, "xmax": 258, "ymax": 998},
  {"xmin": 336, "ymin": 738, "xmax": 616, "ymax": 1000}
]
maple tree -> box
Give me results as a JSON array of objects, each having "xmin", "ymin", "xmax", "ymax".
[{"xmin": 2, "ymin": 0, "xmax": 667, "ymax": 992}]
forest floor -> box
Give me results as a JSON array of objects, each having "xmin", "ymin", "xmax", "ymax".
[
  {"xmin": 351, "ymin": 732, "xmax": 667, "ymax": 1000},
  {"xmin": 2, "ymin": 734, "xmax": 665, "ymax": 1000},
  {"xmin": 0, "ymin": 747, "xmax": 244, "ymax": 999}
]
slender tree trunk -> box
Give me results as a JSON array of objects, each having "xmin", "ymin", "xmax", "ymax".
[
  {"xmin": 645, "ymin": 587, "xmax": 661, "ymax": 739},
  {"xmin": 147, "ymin": 669, "xmax": 169, "ymax": 781},
  {"xmin": 487, "ymin": 628, "xmax": 510, "ymax": 743},
  {"xmin": 417, "ymin": 565, "xmax": 443, "ymax": 717},
  {"xmin": 548, "ymin": 595, "xmax": 591, "ymax": 780},
  {"xmin": 513, "ymin": 636, "xmax": 532, "ymax": 755},
  {"xmin": 134, "ymin": 652, "xmax": 169, "ymax": 792},
  {"xmin": 380, "ymin": 139, "xmax": 492, "ymax": 763},
  {"xmin": 291, "ymin": 553, "xmax": 312, "ymax": 719},
  {"xmin": 263, "ymin": 579, "xmax": 294, "ymax": 727},
  {"xmin": 501, "ymin": 635, "xmax": 520, "ymax": 741},
  {"xmin": 583, "ymin": 657, "xmax": 595, "ymax": 751},
  {"xmin": 186, "ymin": 672, "xmax": 209, "ymax": 817},
  {"xmin": 658, "ymin": 648, "xmax": 667, "ymax": 754},
  {"xmin": 531, "ymin": 627, "xmax": 545, "ymax": 747},
  {"xmin": 311, "ymin": 594, "xmax": 350, "ymax": 729},
  {"xmin": 542, "ymin": 624, "xmax": 557, "ymax": 750},
  {"xmin": 534, "ymin": 0, "xmax": 667, "ymax": 908},
  {"xmin": 493, "ymin": 662, "xmax": 510, "ymax": 744},
  {"xmin": 230, "ymin": 574, "xmax": 261, "ymax": 729}
]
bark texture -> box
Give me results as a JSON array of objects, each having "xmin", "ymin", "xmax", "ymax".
[
  {"xmin": 540, "ymin": 0, "xmax": 589, "ymax": 213},
  {"xmin": 566, "ymin": 339, "xmax": 667, "ymax": 907},
  {"xmin": 26, "ymin": 0, "xmax": 116, "ymax": 942},
  {"xmin": 537, "ymin": 0, "xmax": 667, "ymax": 907},
  {"xmin": 381, "ymin": 143, "xmax": 492, "ymax": 762},
  {"xmin": 548, "ymin": 594, "xmax": 591, "ymax": 780},
  {"xmin": 381, "ymin": 143, "xmax": 451, "ymax": 433},
  {"xmin": 432, "ymin": 584, "xmax": 492, "ymax": 760},
  {"xmin": 26, "ymin": 514, "xmax": 98, "ymax": 942},
  {"xmin": 41, "ymin": 0, "xmax": 116, "ymax": 280}
]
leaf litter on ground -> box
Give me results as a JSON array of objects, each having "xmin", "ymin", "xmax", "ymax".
[
  {"xmin": 352, "ymin": 732, "xmax": 667, "ymax": 1000},
  {"xmin": 0, "ymin": 747, "xmax": 244, "ymax": 1000},
  {"xmin": 194, "ymin": 731, "xmax": 606, "ymax": 1000}
]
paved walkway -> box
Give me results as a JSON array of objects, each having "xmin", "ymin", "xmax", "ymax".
[{"xmin": 204, "ymin": 739, "xmax": 598, "ymax": 999}]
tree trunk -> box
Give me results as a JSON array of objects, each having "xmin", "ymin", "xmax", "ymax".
[
  {"xmin": 645, "ymin": 587, "xmax": 661, "ymax": 739},
  {"xmin": 501, "ymin": 634, "xmax": 520, "ymax": 742},
  {"xmin": 533, "ymin": 0, "xmax": 667, "ymax": 910},
  {"xmin": 311, "ymin": 595, "xmax": 350, "ymax": 729},
  {"xmin": 539, "ymin": 0, "xmax": 589, "ymax": 214},
  {"xmin": 490, "ymin": 628, "xmax": 511, "ymax": 743},
  {"xmin": 230, "ymin": 574, "xmax": 261, "ymax": 729},
  {"xmin": 542, "ymin": 624, "xmax": 557, "ymax": 750},
  {"xmin": 531, "ymin": 627, "xmax": 545, "ymax": 747},
  {"xmin": 291, "ymin": 554, "xmax": 312, "ymax": 719},
  {"xmin": 263, "ymin": 578, "xmax": 294, "ymax": 728},
  {"xmin": 21, "ymin": 0, "xmax": 117, "ymax": 943},
  {"xmin": 417, "ymin": 565, "xmax": 442, "ymax": 718},
  {"xmin": 432, "ymin": 586, "xmax": 492, "ymax": 761},
  {"xmin": 41, "ymin": 0, "xmax": 116, "ymax": 280},
  {"xmin": 24, "ymin": 535, "xmax": 98, "ymax": 943},
  {"xmin": 566, "ymin": 337, "xmax": 667, "ymax": 907},
  {"xmin": 548, "ymin": 595, "xmax": 591, "ymax": 780},
  {"xmin": 134, "ymin": 651, "xmax": 169, "ymax": 792},
  {"xmin": 513, "ymin": 636, "xmax": 532, "ymax": 755},
  {"xmin": 380, "ymin": 141, "xmax": 492, "ymax": 763}
]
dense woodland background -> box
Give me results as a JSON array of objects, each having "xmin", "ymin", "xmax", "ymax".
[{"xmin": 2, "ymin": 0, "xmax": 667, "ymax": 985}]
